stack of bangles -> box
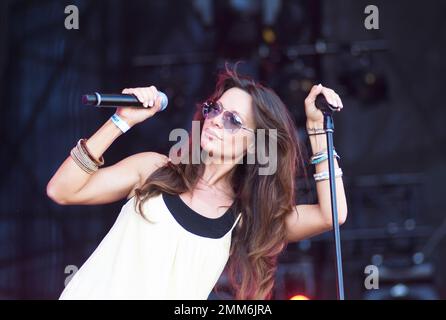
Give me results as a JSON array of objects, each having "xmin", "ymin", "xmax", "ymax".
[
  {"xmin": 69, "ymin": 114, "xmax": 130, "ymax": 174},
  {"xmin": 70, "ymin": 138, "xmax": 105, "ymax": 175},
  {"xmin": 307, "ymin": 127, "xmax": 343, "ymax": 183}
]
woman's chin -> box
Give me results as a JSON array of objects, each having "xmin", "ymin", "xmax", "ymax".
[
  {"xmin": 201, "ymin": 146, "xmax": 218, "ymax": 158},
  {"xmin": 201, "ymin": 139, "xmax": 219, "ymax": 153},
  {"xmin": 200, "ymin": 139, "xmax": 241, "ymax": 163}
]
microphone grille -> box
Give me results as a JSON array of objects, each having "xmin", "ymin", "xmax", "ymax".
[{"xmin": 159, "ymin": 92, "xmax": 168, "ymax": 111}]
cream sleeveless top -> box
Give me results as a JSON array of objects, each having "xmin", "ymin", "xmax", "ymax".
[{"xmin": 59, "ymin": 192, "xmax": 242, "ymax": 300}]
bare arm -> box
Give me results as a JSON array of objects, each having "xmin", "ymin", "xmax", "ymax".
[
  {"xmin": 47, "ymin": 119, "xmax": 168, "ymax": 205},
  {"xmin": 285, "ymin": 132, "xmax": 348, "ymax": 243},
  {"xmin": 46, "ymin": 85, "xmax": 167, "ymax": 205},
  {"xmin": 47, "ymin": 151, "xmax": 167, "ymax": 205},
  {"xmin": 285, "ymin": 85, "xmax": 348, "ymax": 243},
  {"xmin": 46, "ymin": 117, "xmax": 125, "ymax": 204}
]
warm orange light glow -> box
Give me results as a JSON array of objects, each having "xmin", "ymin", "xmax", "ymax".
[{"xmin": 290, "ymin": 294, "xmax": 310, "ymax": 300}]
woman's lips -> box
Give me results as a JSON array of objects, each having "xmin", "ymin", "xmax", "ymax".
[{"xmin": 205, "ymin": 128, "xmax": 222, "ymax": 140}]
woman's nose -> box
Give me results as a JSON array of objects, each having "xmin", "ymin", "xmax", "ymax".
[{"xmin": 210, "ymin": 112, "xmax": 224, "ymax": 129}]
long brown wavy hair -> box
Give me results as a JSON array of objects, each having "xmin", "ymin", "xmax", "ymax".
[{"xmin": 133, "ymin": 63, "xmax": 307, "ymax": 299}]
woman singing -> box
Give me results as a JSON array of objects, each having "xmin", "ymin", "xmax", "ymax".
[{"xmin": 47, "ymin": 65, "xmax": 347, "ymax": 300}]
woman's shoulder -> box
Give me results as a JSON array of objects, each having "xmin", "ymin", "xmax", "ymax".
[
  {"xmin": 126, "ymin": 152, "xmax": 169, "ymax": 200},
  {"xmin": 134, "ymin": 152, "xmax": 169, "ymax": 175}
]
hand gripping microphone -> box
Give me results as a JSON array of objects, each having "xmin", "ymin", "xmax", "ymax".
[{"xmin": 82, "ymin": 92, "xmax": 168, "ymax": 111}]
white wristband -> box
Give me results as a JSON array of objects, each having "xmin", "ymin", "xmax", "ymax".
[{"xmin": 111, "ymin": 114, "xmax": 131, "ymax": 133}]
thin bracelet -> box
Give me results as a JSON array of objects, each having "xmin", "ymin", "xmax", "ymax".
[
  {"xmin": 311, "ymin": 154, "xmax": 340, "ymax": 165},
  {"xmin": 311, "ymin": 151, "xmax": 340, "ymax": 165},
  {"xmin": 314, "ymin": 168, "xmax": 343, "ymax": 182},
  {"xmin": 111, "ymin": 114, "xmax": 131, "ymax": 133},
  {"xmin": 308, "ymin": 132, "xmax": 327, "ymax": 136}
]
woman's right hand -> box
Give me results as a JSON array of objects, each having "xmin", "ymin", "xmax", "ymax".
[{"xmin": 115, "ymin": 86, "xmax": 164, "ymax": 127}]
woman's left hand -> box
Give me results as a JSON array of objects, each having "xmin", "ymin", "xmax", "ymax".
[{"xmin": 304, "ymin": 84, "xmax": 344, "ymax": 124}]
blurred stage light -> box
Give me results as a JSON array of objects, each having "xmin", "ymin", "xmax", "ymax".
[
  {"xmin": 262, "ymin": 27, "xmax": 276, "ymax": 45},
  {"xmin": 338, "ymin": 55, "xmax": 388, "ymax": 105},
  {"xmin": 289, "ymin": 294, "xmax": 310, "ymax": 300},
  {"xmin": 229, "ymin": 0, "xmax": 259, "ymax": 15},
  {"xmin": 273, "ymin": 257, "xmax": 316, "ymax": 300}
]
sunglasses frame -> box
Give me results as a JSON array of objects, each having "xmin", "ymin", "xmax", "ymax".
[{"xmin": 201, "ymin": 100, "xmax": 255, "ymax": 134}]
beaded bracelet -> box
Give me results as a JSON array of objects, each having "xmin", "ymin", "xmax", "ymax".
[
  {"xmin": 307, "ymin": 126, "xmax": 325, "ymax": 132},
  {"xmin": 311, "ymin": 149, "xmax": 340, "ymax": 165},
  {"xmin": 314, "ymin": 168, "xmax": 343, "ymax": 182}
]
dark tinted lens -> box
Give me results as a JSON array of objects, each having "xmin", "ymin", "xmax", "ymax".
[
  {"xmin": 202, "ymin": 101, "xmax": 220, "ymax": 118},
  {"xmin": 223, "ymin": 111, "xmax": 241, "ymax": 132},
  {"xmin": 202, "ymin": 105, "xmax": 208, "ymax": 117}
]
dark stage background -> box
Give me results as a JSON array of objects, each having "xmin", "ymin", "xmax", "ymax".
[{"xmin": 0, "ymin": 0, "xmax": 445, "ymax": 299}]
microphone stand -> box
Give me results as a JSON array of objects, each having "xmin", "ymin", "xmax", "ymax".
[{"xmin": 316, "ymin": 95, "xmax": 345, "ymax": 300}]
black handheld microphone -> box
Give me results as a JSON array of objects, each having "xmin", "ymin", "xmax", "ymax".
[
  {"xmin": 82, "ymin": 92, "xmax": 168, "ymax": 111},
  {"xmin": 315, "ymin": 94, "xmax": 340, "ymax": 115}
]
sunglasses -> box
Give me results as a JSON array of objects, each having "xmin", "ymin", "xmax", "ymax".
[{"xmin": 201, "ymin": 100, "xmax": 255, "ymax": 134}]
